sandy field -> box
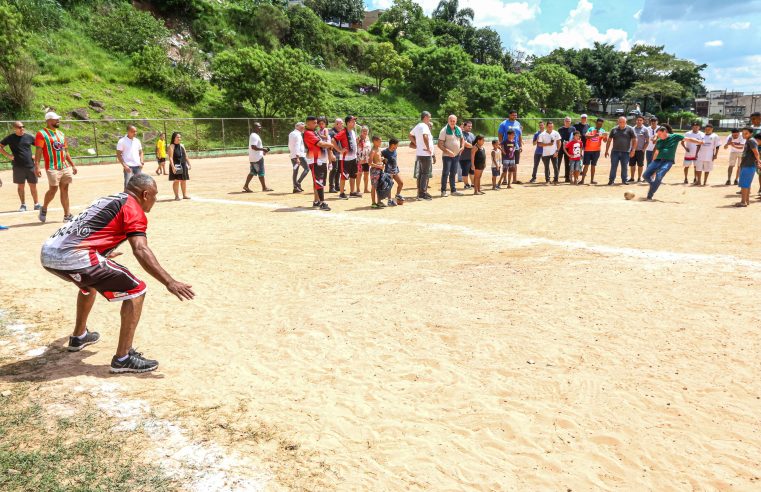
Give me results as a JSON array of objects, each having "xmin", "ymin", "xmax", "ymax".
[{"xmin": 1, "ymin": 144, "xmax": 761, "ymax": 490}]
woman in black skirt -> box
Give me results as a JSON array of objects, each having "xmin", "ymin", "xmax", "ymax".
[{"xmin": 168, "ymin": 132, "xmax": 191, "ymax": 200}]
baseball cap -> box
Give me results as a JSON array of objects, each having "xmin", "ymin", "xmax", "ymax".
[
  {"xmin": 45, "ymin": 111, "xmax": 62, "ymax": 120},
  {"xmin": 580, "ymin": 114, "xmax": 588, "ymax": 118}
]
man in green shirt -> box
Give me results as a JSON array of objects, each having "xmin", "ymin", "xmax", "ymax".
[{"xmin": 642, "ymin": 124, "xmax": 703, "ymax": 200}]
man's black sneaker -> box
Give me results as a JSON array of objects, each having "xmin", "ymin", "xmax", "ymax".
[
  {"xmin": 63, "ymin": 214, "xmax": 74, "ymax": 222},
  {"xmin": 319, "ymin": 202, "xmax": 331, "ymax": 211},
  {"xmin": 110, "ymin": 348, "xmax": 158, "ymax": 373},
  {"xmin": 312, "ymin": 201, "xmax": 320, "ymax": 208},
  {"xmin": 293, "ymin": 188, "xmax": 301, "ymax": 194},
  {"xmin": 328, "ymin": 188, "xmax": 337, "ymax": 193},
  {"xmin": 423, "ymin": 193, "xmax": 433, "ymax": 201},
  {"xmin": 67, "ymin": 329, "xmax": 100, "ymax": 352},
  {"xmin": 339, "ymin": 193, "xmax": 349, "ymax": 200},
  {"xmin": 349, "ymin": 192, "xmax": 361, "ymax": 198},
  {"xmin": 529, "ymin": 178, "xmax": 536, "ymax": 183}
]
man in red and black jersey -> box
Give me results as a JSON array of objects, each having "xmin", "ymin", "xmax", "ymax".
[
  {"xmin": 41, "ymin": 174, "xmax": 195, "ymax": 373},
  {"xmin": 303, "ymin": 116, "xmax": 334, "ymax": 211}
]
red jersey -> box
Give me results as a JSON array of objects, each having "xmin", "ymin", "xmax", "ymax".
[
  {"xmin": 35, "ymin": 128, "xmax": 69, "ymax": 170},
  {"xmin": 565, "ymin": 141, "xmax": 583, "ymax": 161},
  {"xmin": 41, "ymin": 193, "xmax": 148, "ymax": 270},
  {"xmin": 303, "ymin": 130, "xmax": 322, "ymax": 162}
]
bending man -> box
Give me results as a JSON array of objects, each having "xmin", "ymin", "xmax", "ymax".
[{"xmin": 40, "ymin": 173, "xmax": 195, "ymax": 373}]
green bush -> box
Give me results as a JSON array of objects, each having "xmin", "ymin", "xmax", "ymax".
[
  {"xmin": 90, "ymin": 2, "xmax": 169, "ymax": 55},
  {"xmin": 10, "ymin": 0, "xmax": 64, "ymax": 32},
  {"xmin": 132, "ymin": 45, "xmax": 207, "ymax": 104}
]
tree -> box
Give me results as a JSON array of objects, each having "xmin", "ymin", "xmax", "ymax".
[
  {"xmin": 432, "ymin": 0, "xmax": 474, "ymax": 27},
  {"xmin": 439, "ymin": 88, "xmax": 469, "ymax": 119},
  {"xmin": 464, "ymin": 27, "xmax": 502, "ymax": 65},
  {"xmin": 627, "ymin": 44, "xmax": 706, "ymax": 112},
  {"xmin": 286, "ymin": 5, "xmax": 325, "ymax": 53},
  {"xmin": 576, "ymin": 42, "xmax": 636, "ymax": 114},
  {"xmin": 364, "ymin": 42, "xmax": 411, "ymax": 92},
  {"xmin": 407, "ymin": 45, "xmax": 473, "ymax": 102},
  {"xmin": 212, "ymin": 47, "xmax": 326, "ymax": 117},
  {"xmin": 530, "ymin": 64, "xmax": 588, "ymax": 111},
  {"xmin": 90, "ymin": 2, "xmax": 169, "ymax": 55},
  {"xmin": 307, "ymin": 0, "xmax": 365, "ymax": 26},
  {"xmin": 502, "ymin": 73, "xmax": 549, "ymax": 115},
  {"xmin": 369, "ymin": 0, "xmax": 431, "ymax": 47},
  {"xmin": 625, "ymin": 80, "xmax": 684, "ymax": 112},
  {"xmin": 229, "ymin": 3, "xmax": 290, "ymax": 50},
  {"xmin": 460, "ymin": 64, "xmax": 509, "ymax": 115},
  {"xmin": 0, "ymin": 3, "xmax": 34, "ymax": 112}
]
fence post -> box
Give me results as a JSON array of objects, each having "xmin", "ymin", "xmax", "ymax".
[
  {"xmin": 194, "ymin": 121, "xmax": 200, "ymax": 155},
  {"xmin": 270, "ymin": 118, "xmax": 275, "ymax": 144},
  {"xmin": 92, "ymin": 121, "xmax": 99, "ymax": 160},
  {"xmin": 163, "ymin": 120, "xmax": 167, "ymax": 142},
  {"xmin": 221, "ymin": 118, "xmax": 225, "ymax": 150}
]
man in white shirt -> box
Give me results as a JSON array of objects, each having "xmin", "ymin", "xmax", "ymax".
[
  {"xmin": 244, "ymin": 122, "xmax": 272, "ymax": 193},
  {"xmin": 629, "ymin": 116, "xmax": 652, "ymax": 183},
  {"xmin": 681, "ymin": 122, "xmax": 703, "ymax": 184},
  {"xmin": 536, "ymin": 121, "xmax": 561, "ymax": 184},
  {"xmin": 289, "ymin": 122, "xmax": 308, "ymax": 193},
  {"xmin": 645, "ymin": 117, "xmax": 659, "ymax": 165},
  {"xmin": 437, "ymin": 114, "xmax": 464, "ymax": 196},
  {"xmin": 694, "ymin": 123, "xmax": 721, "ymax": 186},
  {"xmin": 116, "ymin": 125, "xmax": 144, "ymax": 190},
  {"xmin": 409, "ymin": 111, "xmax": 434, "ymax": 201},
  {"xmin": 724, "ymin": 128, "xmax": 745, "ymax": 185}
]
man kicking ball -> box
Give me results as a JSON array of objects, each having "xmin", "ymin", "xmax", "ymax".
[
  {"xmin": 642, "ymin": 124, "xmax": 704, "ymax": 201},
  {"xmin": 40, "ymin": 174, "xmax": 195, "ymax": 373}
]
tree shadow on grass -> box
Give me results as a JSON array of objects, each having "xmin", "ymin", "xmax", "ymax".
[{"xmin": 0, "ymin": 336, "xmax": 164, "ymax": 382}]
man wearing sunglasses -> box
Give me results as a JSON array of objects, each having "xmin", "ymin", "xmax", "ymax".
[{"xmin": 0, "ymin": 121, "xmax": 40, "ymax": 212}]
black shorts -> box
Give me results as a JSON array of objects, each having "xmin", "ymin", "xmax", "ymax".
[
  {"xmin": 460, "ymin": 160, "xmax": 475, "ymax": 175},
  {"xmin": 632, "ymin": 150, "xmax": 645, "ymax": 167},
  {"xmin": 13, "ymin": 167, "xmax": 38, "ymax": 184},
  {"xmin": 341, "ymin": 159, "xmax": 358, "ymax": 179},
  {"xmin": 44, "ymin": 260, "xmax": 146, "ymax": 302},
  {"xmin": 514, "ymin": 148, "xmax": 521, "ymax": 165},
  {"xmin": 309, "ymin": 161, "xmax": 328, "ymax": 190},
  {"xmin": 583, "ymin": 151, "xmax": 600, "ymax": 166},
  {"xmin": 157, "ymin": 158, "xmax": 166, "ymax": 164},
  {"xmin": 361, "ymin": 163, "xmax": 370, "ymax": 172}
]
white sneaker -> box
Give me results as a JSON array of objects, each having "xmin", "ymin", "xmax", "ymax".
[
  {"xmin": 19, "ymin": 204, "xmax": 27, "ymax": 212},
  {"xmin": 441, "ymin": 191, "xmax": 449, "ymax": 197},
  {"xmin": 452, "ymin": 191, "xmax": 464, "ymax": 196}
]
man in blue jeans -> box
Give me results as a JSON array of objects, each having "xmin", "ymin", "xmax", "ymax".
[
  {"xmin": 437, "ymin": 114, "xmax": 464, "ymax": 197},
  {"xmin": 644, "ymin": 124, "xmax": 703, "ymax": 200},
  {"xmin": 605, "ymin": 116, "xmax": 636, "ymax": 185}
]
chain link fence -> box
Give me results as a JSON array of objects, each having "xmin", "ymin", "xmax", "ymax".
[{"xmin": 0, "ymin": 116, "xmax": 607, "ymax": 169}]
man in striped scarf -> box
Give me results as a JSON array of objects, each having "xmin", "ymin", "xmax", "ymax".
[{"xmin": 34, "ymin": 111, "xmax": 79, "ymax": 223}]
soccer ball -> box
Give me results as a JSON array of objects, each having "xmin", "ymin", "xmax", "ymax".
[{"xmin": 624, "ymin": 192, "xmax": 635, "ymax": 200}]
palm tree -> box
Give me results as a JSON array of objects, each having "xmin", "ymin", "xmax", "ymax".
[{"xmin": 432, "ymin": 0, "xmax": 474, "ymax": 27}]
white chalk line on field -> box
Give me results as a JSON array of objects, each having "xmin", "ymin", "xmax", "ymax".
[{"xmin": 189, "ymin": 196, "xmax": 761, "ymax": 272}]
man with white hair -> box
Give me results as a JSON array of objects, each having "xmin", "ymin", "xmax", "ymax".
[
  {"xmin": 438, "ymin": 114, "xmax": 464, "ymax": 197},
  {"xmin": 35, "ymin": 111, "xmax": 78, "ymax": 223},
  {"xmin": 289, "ymin": 122, "xmax": 308, "ymax": 193}
]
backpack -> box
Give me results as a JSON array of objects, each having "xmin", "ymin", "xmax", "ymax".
[{"xmin": 376, "ymin": 172, "xmax": 394, "ymax": 199}]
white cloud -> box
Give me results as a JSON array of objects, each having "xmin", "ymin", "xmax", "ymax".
[
  {"xmin": 704, "ymin": 40, "xmax": 723, "ymax": 47},
  {"xmin": 413, "ymin": 0, "xmax": 539, "ymax": 28},
  {"xmin": 729, "ymin": 21, "xmax": 751, "ymax": 30},
  {"xmin": 633, "ymin": 9, "xmax": 642, "ymax": 20},
  {"xmin": 527, "ymin": 0, "xmax": 631, "ymax": 53}
]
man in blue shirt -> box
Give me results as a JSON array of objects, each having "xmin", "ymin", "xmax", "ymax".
[{"xmin": 498, "ymin": 110, "xmax": 523, "ymax": 185}]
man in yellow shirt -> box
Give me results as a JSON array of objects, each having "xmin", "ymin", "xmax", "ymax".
[{"xmin": 155, "ymin": 132, "xmax": 167, "ymax": 175}]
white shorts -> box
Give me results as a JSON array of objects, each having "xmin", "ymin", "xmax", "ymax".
[
  {"xmin": 695, "ymin": 160, "xmax": 714, "ymax": 172},
  {"xmin": 729, "ymin": 153, "xmax": 742, "ymax": 167},
  {"xmin": 683, "ymin": 158, "xmax": 697, "ymax": 167}
]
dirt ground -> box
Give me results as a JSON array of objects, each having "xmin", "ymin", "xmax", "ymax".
[{"xmin": 1, "ymin": 144, "xmax": 761, "ymax": 490}]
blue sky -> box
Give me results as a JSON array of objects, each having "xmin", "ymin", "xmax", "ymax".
[{"xmin": 366, "ymin": 0, "xmax": 761, "ymax": 91}]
